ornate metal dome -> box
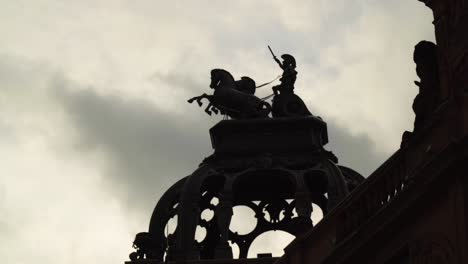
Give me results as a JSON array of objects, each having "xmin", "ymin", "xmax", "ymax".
[{"xmin": 129, "ymin": 116, "xmax": 364, "ymax": 262}]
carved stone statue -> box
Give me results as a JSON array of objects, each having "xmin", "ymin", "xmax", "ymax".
[
  {"xmin": 188, "ymin": 69, "xmax": 271, "ymax": 119},
  {"xmin": 402, "ymin": 41, "xmax": 440, "ymax": 146},
  {"xmin": 412, "ymin": 41, "xmax": 439, "ymax": 132}
]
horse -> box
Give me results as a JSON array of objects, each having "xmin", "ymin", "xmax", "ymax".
[
  {"xmin": 188, "ymin": 69, "xmax": 271, "ymax": 119},
  {"xmin": 235, "ymin": 76, "xmax": 256, "ymax": 95}
]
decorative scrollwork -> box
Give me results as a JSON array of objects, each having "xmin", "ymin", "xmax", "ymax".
[{"xmin": 227, "ymin": 198, "xmax": 318, "ymax": 259}]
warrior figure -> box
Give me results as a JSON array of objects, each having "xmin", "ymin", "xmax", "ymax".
[
  {"xmin": 272, "ymin": 54, "xmax": 297, "ymax": 95},
  {"xmin": 268, "ymin": 47, "xmax": 311, "ymax": 118}
]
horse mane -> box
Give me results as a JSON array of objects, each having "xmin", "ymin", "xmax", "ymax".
[
  {"xmin": 211, "ymin": 68, "xmax": 235, "ymax": 84},
  {"xmin": 235, "ymin": 76, "xmax": 256, "ymax": 95}
]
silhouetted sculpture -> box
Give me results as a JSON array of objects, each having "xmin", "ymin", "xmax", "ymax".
[
  {"xmin": 235, "ymin": 76, "xmax": 256, "ymax": 95},
  {"xmin": 268, "ymin": 51, "xmax": 311, "ymax": 117},
  {"xmin": 129, "ymin": 232, "xmax": 157, "ymax": 261},
  {"xmin": 402, "ymin": 41, "xmax": 440, "ymax": 146},
  {"xmin": 188, "ymin": 69, "xmax": 271, "ymax": 119},
  {"xmin": 129, "ymin": 117, "xmax": 363, "ymax": 262},
  {"xmin": 413, "ymin": 41, "xmax": 439, "ymax": 131},
  {"xmin": 129, "ymin": 54, "xmax": 366, "ymax": 262},
  {"xmin": 272, "ymin": 54, "xmax": 297, "ymax": 95}
]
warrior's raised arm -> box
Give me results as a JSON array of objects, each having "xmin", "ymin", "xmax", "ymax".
[
  {"xmin": 274, "ymin": 57, "xmax": 284, "ymax": 69},
  {"xmin": 268, "ymin": 45, "xmax": 284, "ymax": 69}
]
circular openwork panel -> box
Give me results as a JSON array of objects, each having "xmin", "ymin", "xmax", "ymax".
[
  {"xmin": 195, "ymin": 226, "xmax": 207, "ymax": 242},
  {"xmin": 201, "ymin": 209, "xmax": 214, "ymax": 222},
  {"xmin": 164, "ymin": 215, "xmax": 178, "ymax": 236},
  {"xmin": 230, "ymin": 205, "xmax": 258, "ymax": 235},
  {"xmin": 248, "ymin": 231, "xmax": 295, "ymax": 258},
  {"xmin": 311, "ymin": 203, "xmax": 323, "ymax": 224}
]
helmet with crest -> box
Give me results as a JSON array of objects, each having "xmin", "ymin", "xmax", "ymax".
[{"xmin": 281, "ymin": 54, "xmax": 296, "ymax": 68}]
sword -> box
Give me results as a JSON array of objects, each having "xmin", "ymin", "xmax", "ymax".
[{"xmin": 268, "ymin": 45, "xmax": 277, "ymax": 59}]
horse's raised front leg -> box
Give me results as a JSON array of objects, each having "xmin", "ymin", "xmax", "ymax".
[
  {"xmin": 188, "ymin": 95, "xmax": 202, "ymax": 105},
  {"xmin": 196, "ymin": 98, "xmax": 204, "ymax": 106},
  {"xmin": 187, "ymin": 95, "xmax": 197, "ymax": 103},
  {"xmin": 188, "ymin": 94, "xmax": 210, "ymax": 107}
]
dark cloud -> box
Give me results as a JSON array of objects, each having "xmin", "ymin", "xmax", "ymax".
[
  {"xmin": 54, "ymin": 83, "xmax": 219, "ymax": 212},
  {"xmin": 326, "ymin": 119, "xmax": 389, "ymax": 177},
  {"xmin": 55, "ymin": 79, "xmax": 388, "ymax": 215}
]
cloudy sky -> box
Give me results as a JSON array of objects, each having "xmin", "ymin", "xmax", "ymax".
[{"xmin": 0, "ymin": 0, "xmax": 435, "ymax": 263}]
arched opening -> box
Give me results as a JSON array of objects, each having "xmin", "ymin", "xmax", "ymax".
[
  {"xmin": 229, "ymin": 205, "xmax": 257, "ymax": 235},
  {"xmin": 247, "ymin": 231, "xmax": 295, "ymax": 258},
  {"xmin": 229, "ymin": 241, "xmax": 240, "ymax": 259},
  {"xmin": 164, "ymin": 215, "xmax": 177, "ymax": 236},
  {"xmin": 195, "ymin": 225, "xmax": 207, "ymax": 242},
  {"xmin": 201, "ymin": 208, "xmax": 214, "ymax": 221},
  {"xmin": 291, "ymin": 202, "xmax": 324, "ymax": 225},
  {"xmin": 311, "ymin": 203, "xmax": 323, "ymax": 224}
]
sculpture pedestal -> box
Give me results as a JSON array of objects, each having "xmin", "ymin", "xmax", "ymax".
[{"xmin": 209, "ymin": 116, "xmax": 328, "ymax": 155}]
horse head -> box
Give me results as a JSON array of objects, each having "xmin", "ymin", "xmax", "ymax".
[
  {"xmin": 210, "ymin": 69, "xmax": 235, "ymax": 89},
  {"xmin": 235, "ymin": 76, "xmax": 256, "ymax": 95}
]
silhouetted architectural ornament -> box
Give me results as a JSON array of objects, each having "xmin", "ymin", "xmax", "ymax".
[
  {"xmin": 413, "ymin": 41, "xmax": 440, "ymax": 131},
  {"xmin": 129, "ymin": 232, "xmax": 157, "ymax": 261},
  {"xmin": 188, "ymin": 51, "xmax": 313, "ymax": 119},
  {"xmin": 272, "ymin": 54, "xmax": 297, "ymax": 95},
  {"xmin": 128, "ymin": 116, "xmax": 364, "ymax": 262},
  {"xmin": 270, "ymin": 52, "xmax": 312, "ymax": 118},
  {"xmin": 188, "ymin": 69, "xmax": 271, "ymax": 119},
  {"xmin": 235, "ymin": 76, "xmax": 256, "ymax": 95},
  {"xmin": 402, "ymin": 40, "xmax": 440, "ymax": 146}
]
